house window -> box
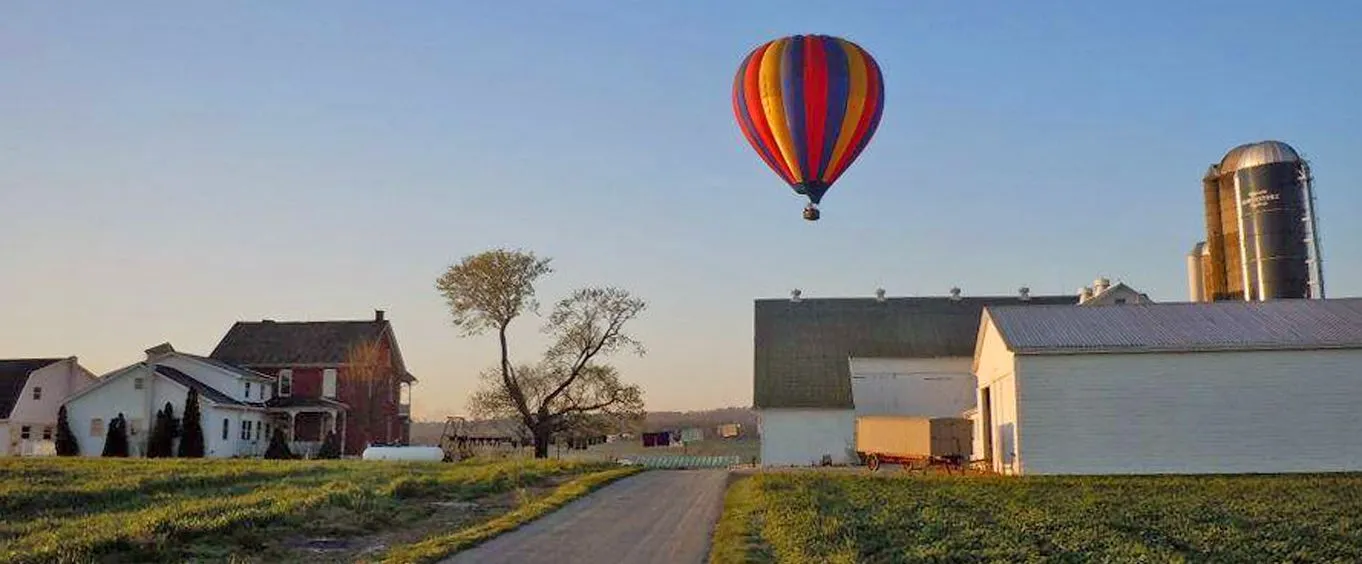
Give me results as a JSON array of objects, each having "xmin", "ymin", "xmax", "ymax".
[
  {"xmin": 222, "ymin": 418, "xmax": 229, "ymax": 441},
  {"xmin": 323, "ymin": 369, "xmax": 338, "ymax": 398},
  {"xmin": 254, "ymin": 421, "xmax": 262, "ymax": 441},
  {"xmin": 91, "ymin": 418, "xmax": 104, "ymax": 437},
  {"xmin": 42, "ymin": 427, "xmax": 53, "ymax": 441},
  {"xmin": 130, "ymin": 419, "xmax": 143, "ymax": 436},
  {"xmin": 278, "ymin": 369, "xmax": 293, "ymax": 397},
  {"xmin": 32, "ymin": 387, "xmax": 42, "ymax": 400},
  {"xmin": 245, "ymin": 382, "xmax": 252, "ymax": 399},
  {"xmin": 1115, "ymin": 297, "xmax": 1128, "ymax": 304},
  {"xmin": 20, "ymin": 426, "xmax": 31, "ymax": 440},
  {"xmin": 134, "ymin": 377, "xmax": 144, "ymax": 390},
  {"xmin": 240, "ymin": 420, "xmax": 251, "ymax": 440},
  {"xmin": 265, "ymin": 422, "xmax": 272, "ymax": 439}
]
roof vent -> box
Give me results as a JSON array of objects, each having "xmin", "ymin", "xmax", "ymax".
[
  {"xmin": 1093, "ymin": 277, "xmax": 1111, "ymax": 294},
  {"xmin": 875, "ymin": 288, "xmax": 886, "ymax": 302},
  {"xmin": 1019, "ymin": 286, "xmax": 1031, "ymax": 301},
  {"xmin": 1078, "ymin": 286, "xmax": 1094, "ymax": 304},
  {"xmin": 949, "ymin": 287, "xmax": 962, "ymax": 301},
  {"xmin": 790, "ymin": 289, "xmax": 802, "ymax": 302}
]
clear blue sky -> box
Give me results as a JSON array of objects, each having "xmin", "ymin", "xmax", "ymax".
[{"xmin": 3, "ymin": 2, "xmax": 1360, "ymax": 418}]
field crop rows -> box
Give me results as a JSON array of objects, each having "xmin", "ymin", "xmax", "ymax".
[
  {"xmin": 713, "ymin": 472, "xmax": 1362, "ymax": 563},
  {"xmin": 0, "ymin": 457, "xmax": 619, "ymax": 563}
]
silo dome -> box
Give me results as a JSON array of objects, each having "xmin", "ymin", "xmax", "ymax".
[{"xmin": 1217, "ymin": 140, "xmax": 1301, "ymax": 175}]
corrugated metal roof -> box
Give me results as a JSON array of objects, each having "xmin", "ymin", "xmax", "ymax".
[
  {"xmin": 755, "ymin": 295, "xmax": 1078, "ymax": 409},
  {"xmin": 987, "ymin": 299, "xmax": 1362, "ymax": 354}
]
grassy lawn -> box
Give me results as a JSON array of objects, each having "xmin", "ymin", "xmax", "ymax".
[
  {"xmin": 0, "ymin": 457, "xmax": 638, "ymax": 563},
  {"xmin": 711, "ymin": 471, "xmax": 1362, "ymax": 563}
]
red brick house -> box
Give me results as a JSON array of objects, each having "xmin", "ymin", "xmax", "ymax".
[{"xmin": 209, "ymin": 310, "xmax": 416, "ymax": 455}]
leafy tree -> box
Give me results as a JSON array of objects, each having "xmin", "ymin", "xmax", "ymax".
[
  {"xmin": 344, "ymin": 339, "xmax": 391, "ymax": 451},
  {"xmin": 147, "ymin": 402, "xmax": 176, "ymax": 458},
  {"xmin": 437, "ymin": 249, "xmax": 646, "ymax": 458},
  {"xmin": 264, "ymin": 427, "xmax": 294, "ymax": 459},
  {"xmin": 317, "ymin": 430, "xmax": 341, "ymax": 459},
  {"xmin": 101, "ymin": 413, "xmax": 129, "ymax": 457},
  {"xmin": 178, "ymin": 388, "xmax": 205, "ymax": 458},
  {"xmin": 54, "ymin": 405, "xmax": 79, "ymax": 456}
]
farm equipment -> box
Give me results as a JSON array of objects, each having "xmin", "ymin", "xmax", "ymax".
[
  {"xmin": 438, "ymin": 416, "xmax": 475, "ymax": 462},
  {"xmin": 856, "ymin": 416, "xmax": 972, "ymax": 474}
]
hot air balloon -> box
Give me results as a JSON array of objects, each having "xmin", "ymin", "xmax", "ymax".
[{"xmin": 733, "ymin": 34, "xmax": 884, "ymax": 221}]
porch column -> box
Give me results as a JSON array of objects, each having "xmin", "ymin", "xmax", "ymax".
[
  {"xmin": 288, "ymin": 412, "xmax": 296, "ymax": 442},
  {"xmin": 339, "ymin": 411, "xmax": 347, "ymax": 456}
]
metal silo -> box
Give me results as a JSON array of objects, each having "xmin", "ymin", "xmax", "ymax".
[{"xmin": 1199, "ymin": 141, "xmax": 1324, "ymax": 301}]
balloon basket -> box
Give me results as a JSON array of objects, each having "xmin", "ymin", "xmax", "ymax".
[{"xmin": 802, "ymin": 205, "xmax": 821, "ymax": 221}]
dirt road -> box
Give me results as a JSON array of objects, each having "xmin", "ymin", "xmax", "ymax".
[{"xmin": 443, "ymin": 469, "xmax": 728, "ymax": 564}]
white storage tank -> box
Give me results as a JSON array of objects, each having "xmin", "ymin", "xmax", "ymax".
[{"xmin": 361, "ymin": 446, "xmax": 445, "ymax": 461}]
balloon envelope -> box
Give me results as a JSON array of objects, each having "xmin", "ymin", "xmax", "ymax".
[{"xmin": 732, "ymin": 34, "xmax": 884, "ymax": 205}]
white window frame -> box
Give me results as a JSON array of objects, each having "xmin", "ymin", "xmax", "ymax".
[
  {"xmin": 222, "ymin": 418, "xmax": 230, "ymax": 441},
  {"xmin": 91, "ymin": 418, "xmax": 104, "ymax": 437},
  {"xmin": 244, "ymin": 382, "xmax": 251, "ymax": 399},
  {"xmin": 20, "ymin": 426, "xmax": 32, "ymax": 440},
  {"xmin": 32, "ymin": 386, "xmax": 41, "ymax": 400},
  {"xmin": 323, "ymin": 368, "xmax": 338, "ymax": 399},
  {"xmin": 278, "ymin": 369, "xmax": 293, "ymax": 397},
  {"xmin": 134, "ymin": 377, "xmax": 144, "ymax": 390}
]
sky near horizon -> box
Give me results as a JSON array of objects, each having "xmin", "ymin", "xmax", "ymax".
[{"xmin": 3, "ymin": 2, "xmax": 1361, "ymax": 420}]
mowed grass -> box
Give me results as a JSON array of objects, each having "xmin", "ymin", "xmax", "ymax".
[
  {"xmin": 712, "ymin": 471, "xmax": 1362, "ymax": 563},
  {"xmin": 0, "ymin": 457, "xmax": 630, "ymax": 563}
]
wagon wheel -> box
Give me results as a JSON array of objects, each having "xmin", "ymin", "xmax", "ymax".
[
  {"xmin": 866, "ymin": 453, "xmax": 881, "ymax": 472},
  {"xmin": 904, "ymin": 459, "xmax": 926, "ymax": 474}
]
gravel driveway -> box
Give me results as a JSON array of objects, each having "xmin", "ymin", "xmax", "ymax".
[{"xmin": 442, "ymin": 469, "xmax": 728, "ymax": 564}]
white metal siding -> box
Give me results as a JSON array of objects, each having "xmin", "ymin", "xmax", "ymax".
[
  {"xmin": 1017, "ymin": 349, "xmax": 1362, "ymax": 474},
  {"xmin": 849, "ymin": 357, "xmax": 976, "ymax": 417},
  {"xmin": 758, "ymin": 408, "xmax": 855, "ymax": 466}
]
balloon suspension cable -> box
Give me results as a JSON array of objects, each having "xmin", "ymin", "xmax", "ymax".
[{"xmin": 802, "ymin": 203, "xmax": 821, "ymax": 221}]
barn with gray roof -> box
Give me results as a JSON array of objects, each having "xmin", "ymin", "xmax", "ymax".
[
  {"xmin": 753, "ymin": 290, "xmax": 1077, "ymax": 466},
  {"xmin": 974, "ymin": 298, "xmax": 1362, "ymax": 475}
]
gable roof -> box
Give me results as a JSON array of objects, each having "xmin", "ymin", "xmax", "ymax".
[
  {"xmin": 0, "ymin": 358, "xmax": 65, "ymax": 419},
  {"xmin": 754, "ymin": 295, "xmax": 1078, "ymax": 409},
  {"xmin": 210, "ymin": 320, "xmax": 391, "ymax": 366},
  {"xmin": 985, "ymin": 298, "xmax": 1362, "ymax": 355},
  {"xmin": 153, "ymin": 365, "xmax": 261, "ymax": 408}
]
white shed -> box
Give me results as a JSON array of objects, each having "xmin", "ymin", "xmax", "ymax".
[{"xmin": 974, "ymin": 299, "xmax": 1362, "ymax": 475}]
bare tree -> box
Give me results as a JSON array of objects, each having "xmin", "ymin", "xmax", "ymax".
[
  {"xmin": 436, "ymin": 249, "xmax": 646, "ymax": 458},
  {"xmin": 345, "ymin": 338, "xmax": 391, "ymax": 449}
]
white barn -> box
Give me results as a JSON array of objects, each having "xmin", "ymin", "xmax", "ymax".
[
  {"xmin": 0, "ymin": 358, "xmax": 98, "ymax": 456},
  {"xmin": 753, "ymin": 290, "xmax": 1077, "ymax": 466},
  {"xmin": 974, "ymin": 299, "xmax": 1362, "ymax": 475}
]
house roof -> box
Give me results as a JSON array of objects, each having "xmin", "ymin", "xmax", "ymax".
[
  {"xmin": 210, "ymin": 319, "xmax": 389, "ymax": 366},
  {"xmin": 986, "ymin": 298, "xmax": 1362, "ymax": 355},
  {"xmin": 266, "ymin": 396, "xmax": 349, "ymax": 410},
  {"xmin": 152, "ymin": 365, "xmax": 262, "ymax": 408},
  {"xmin": 754, "ymin": 295, "xmax": 1078, "ymax": 409},
  {"xmin": 0, "ymin": 358, "xmax": 65, "ymax": 419},
  {"xmin": 179, "ymin": 353, "xmax": 275, "ymax": 382}
]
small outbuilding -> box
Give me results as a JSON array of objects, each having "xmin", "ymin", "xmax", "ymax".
[{"xmin": 974, "ymin": 298, "xmax": 1362, "ymax": 475}]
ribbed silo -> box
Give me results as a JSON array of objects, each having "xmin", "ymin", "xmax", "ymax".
[{"xmin": 1200, "ymin": 140, "xmax": 1324, "ymax": 301}]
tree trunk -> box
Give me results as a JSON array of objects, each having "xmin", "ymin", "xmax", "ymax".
[{"xmin": 532, "ymin": 426, "xmax": 552, "ymax": 459}]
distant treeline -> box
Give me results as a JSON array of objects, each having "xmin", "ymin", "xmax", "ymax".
[{"xmin": 407, "ymin": 407, "xmax": 758, "ymax": 446}]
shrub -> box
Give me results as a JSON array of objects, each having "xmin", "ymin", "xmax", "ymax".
[
  {"xmin": 101, "ymin": 414, "xmax": 129, "ymax": 457},
  {"xmin": 146, "ymin": 403, "xmax": 177, "ymax": 458},
  {"xmin": 317, "ymin": 431, "xmax": 341, "ymax": 459},
  {"xmin": 54, "ymin": 405, "xmax": 79, "ymax": 456},
  {"xmin": 177, "ymin": 388, "xmax": 205, "ymax": 458},
  {"xmin": 264, "ymin": 428, "xmax": 295, "ymax": 460}
]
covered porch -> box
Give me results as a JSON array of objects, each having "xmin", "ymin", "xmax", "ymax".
[{"xmin": 266, "ymin": 396, "xmax": 349, "ymax": 459}]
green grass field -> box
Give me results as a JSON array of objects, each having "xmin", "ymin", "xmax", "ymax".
[
  {"xmin": 711, "ymin": 471, "xmax": 1362, "ymax": 563},
  {"xmin": 0, "ymin": 457, "xmax": 635, "ymax": 563}
]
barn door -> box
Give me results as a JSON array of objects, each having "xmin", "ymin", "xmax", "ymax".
[{"xmin": 980, "ymin": 387, "xmax": 994, "ymax": 470}]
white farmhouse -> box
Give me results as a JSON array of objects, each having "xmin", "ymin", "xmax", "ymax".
[
  {"xmin": 63, "ymin": 343, "xmax": 276, "ymax": 457},
  {"xmin": 0, "ymin": 358, "xmax": 98, "ymax": 456},
  {"xmin": 753, "ymin": 289, "xmax": 1077, "ymax": 466},
  {"xmin": 974, "ymin": 299, "xmax": 1362, "ymax": 475}
]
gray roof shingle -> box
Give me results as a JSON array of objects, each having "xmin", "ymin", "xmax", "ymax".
[
  {"xmin": 0, "ymin": 359, "xmax": 65, "ymax": 419},
  {"xmin": 754, "ymin": 295, "xmax": 1078, "ymax": 409},
  {"xmin": 209, "ymin": 320, "xmax": 389, "ymax": 366},
  {"xmin": 987, "ymin": 298, "xmax": 1362, "ymax": 354}
]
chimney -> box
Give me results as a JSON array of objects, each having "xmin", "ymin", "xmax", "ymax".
[
  {"xmin": 1019, "ymin": 286, "xmax": 1031, "ymax": 301},
  {"xmin": 790, "ymin": 289, "xmax": 802, "ymax": 302},
  {"xmin": 375, "ymin": 309, "xmax": 386, "ymax": 322},
  {"xmin": 145, "ymin": 342, "xmax": 174, "ymax": 360},
  {"xmin": 875, "ymin": 288, "xmax": 886, "ymax": 302},
  {"xmin": 949, "ymin": 287, "xmax": 962, "ymax": 302}
]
